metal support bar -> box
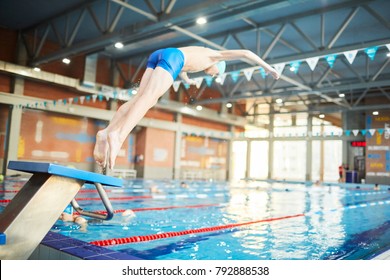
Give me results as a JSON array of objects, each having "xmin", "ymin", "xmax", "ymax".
[{"xmin": 71, "ymin": 183, "xmax": 114, "ymax": 220}]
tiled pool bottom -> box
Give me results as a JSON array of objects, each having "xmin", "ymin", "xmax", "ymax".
[{"xmin": 29, "ymin": 232, "xmax": 140, "ymax": 260}]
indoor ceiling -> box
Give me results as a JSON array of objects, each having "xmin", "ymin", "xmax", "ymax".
[{"xmin": 1, "ymin": 0, "xmax": 389, "ymax": 122}]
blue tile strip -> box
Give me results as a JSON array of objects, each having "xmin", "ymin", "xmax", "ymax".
[{"xmin": 42, "ymin": 231, "xmax": 141, "ymax": 260}]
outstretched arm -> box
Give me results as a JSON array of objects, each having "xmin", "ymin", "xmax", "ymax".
[{"xmin": 218, "ymin": 50, "xmax": 280, "ymax": 79}]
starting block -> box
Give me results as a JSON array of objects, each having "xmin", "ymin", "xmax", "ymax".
[{"xmin": 0, "ymin": 161, "xmax": 123, "ymax": 260}]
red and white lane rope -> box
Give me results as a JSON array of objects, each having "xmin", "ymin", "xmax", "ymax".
[{"xmin": 90, "ymin": 213, "xmax": 304, "ymax": 246}]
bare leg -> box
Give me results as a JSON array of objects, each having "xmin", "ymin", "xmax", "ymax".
[
  {"xmin": 107, "ymin": 67, "xmax": 174, "ymax": 169},
  {"xmin": 93, "ymin": 69, "xmax": 154, "ymax": 167}
]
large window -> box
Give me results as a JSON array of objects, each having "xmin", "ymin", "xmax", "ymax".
[
  {"xmin": 273, "ymin": 141, "xmax": 306, "ymax": 180},
  {"xmin": 249, "ymin": 141, "xmax": 269, "ymax": 179},
  {"xmin": 231, "ymin": 141, "xmax": 247, "ymax": 180},
  {"xmin": 312, "ymin": 140, "xmax": 342, "ymax": 182}
]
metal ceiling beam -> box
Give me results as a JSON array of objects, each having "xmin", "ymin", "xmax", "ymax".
[{"xmin": 194, "ymin": 79, "xmax": 390, "ymax": 105}]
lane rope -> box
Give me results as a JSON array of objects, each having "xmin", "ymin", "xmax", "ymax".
[{"xmin": 90, "ymin": 213, "xmax": 304, "ymax": 246}]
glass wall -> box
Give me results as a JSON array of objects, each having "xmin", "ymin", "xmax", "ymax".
[
  {"xmin": 249, "ymin": 141, "xmax": 269, "ymax": 179},
  {"xmin": 231, "ymin": 141, "xmax": 247, "ymax": 180},
  {"xmin": 273, "ymin": 141, "xmax": 306, "ymax": 181}
]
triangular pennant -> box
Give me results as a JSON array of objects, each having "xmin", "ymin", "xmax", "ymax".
[
  {"xmin": 92, "ymin": 95, "xmax": 98, "ymax": 102},
  {"xmin": 85, "ymin": 96, "xmax": 91, "ymax": 102},
  {"xmin": 369, "ymin": 129, "xmax": 376, "ymax": 136},
  {"xmin": 289, "ymin": 61, "xmax": 301, "ymax": 74},
  {"xmin": 352, "ymin": 129, "xmax": 359, "ymax": 136},
  {"xmin": 62, "ymin": 99, "xmax": 67, "ymax": 105},
  {"xmin": 218, "ymin": 73, "xmax": 227, "ymax": 85},
  {"xmin": 345, "ymin": 130, "xmax": 351, "ymax": 136},
  {"xmin": 194, "ymin": 77, "xmax": 203, "ymax": 88},
  {"xmin": 377, "ymin": 128, "xmax": 384, "ymax": 135},
  {"xmin": 343, "ymin": 50, "xmax": 358, "ymax": 64},
  {"xmin": 183, "ymin": 83, "xmax": 190, "ymax": 89},
  {"xmin": 230, "ymin": 71, "xmax": 240, "ymax": 83},
  {"xmin": 364, "ymin": 46, "xmax": 378, "ymax": 61},
  {"xmin": 204, "ymin": 76, "xmax": 213, "ymax": 87},
  {"xmin": 52, "ymin": 100, "xmax": 57, "ymax": 106},
  {"xmin": 306, "ymin": 56, "xmax": 320, "ymax": 71},
  {"xmin": 386, "ymin": 44, "xmax": 390, "ymax": 52},
  {"xmin": 361, "ymin": 129, "xmax": 367, "ymax": 136},
  {"xmin": 326, "ymin": 54, "xmax": 337, "ymax": 68},
  {"xmin": 243, "ymin": 68, "xmax": 255, "ymax": 81},
  {"xmin": 259, "ymin": 67, "xmax": 266, "ymax": 79},
  {"xmin": 105, "ymin": 95, "xmax": 110, "ymax": 101},
  {"xmin": 73, "ymin": 97, "xmax": 78, "ymax": 104},
  {"xmin": 172, "ymin": 81, "xmax": 181, "ymax": 92},
  {"xmin": 273, "ymin": 63, "xmax": 285, "ymax": 75},
  {"xmin": 68, "ymin": 98, "xmax": 73, "ymax": 105}
]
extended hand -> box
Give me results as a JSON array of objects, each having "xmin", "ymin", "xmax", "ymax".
[{"xmin": 268, "ymin": 68, "xmax": 280, "ymax": 80}]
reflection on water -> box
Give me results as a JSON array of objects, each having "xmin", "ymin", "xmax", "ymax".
[{"xmin": 1, "ymin": 178, "xmax": 390, "ymax": 259}]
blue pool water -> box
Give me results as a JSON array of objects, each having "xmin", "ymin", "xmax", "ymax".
[{"xmin": 1, "ymin": 177, "xmax": 390, "ymax": 260}]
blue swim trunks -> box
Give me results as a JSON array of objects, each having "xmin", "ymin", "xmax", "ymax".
[{"xmin": 146, "ymin": 48, "xmax": 185, "ymax": 80}]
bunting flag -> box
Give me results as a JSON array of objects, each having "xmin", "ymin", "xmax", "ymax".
[
  {"xmin": 352, "ymin": 129, "xmax": 359, "ymax": 136},
  {"xmin": 377, "ymin": 128, "xmax": 384, "ymax": 135},
  {"xmin": 194, "ymin": 77, "xmax": 204, "ymax": 89},
  {"xmin": 68, "ymin": 98, "xmax": 73, "ymax": 105},
  {"xmin": 92, "ymin": 95, "xmax": 97, "ymax": 102},
  {"xmin": 369, "ymin": 129, "xmax": 376, "ymax": 136},
  {"xmin": 386, "ymin": 44, "xmax": 390, "ymax": 52},
  {"xmin": 343, "ymin": 50, "xmax": 358, "ymax": 64},
  {"xmin": 204, "ymin": 76, "xmax": 213, "ymax": 87},
  {"xmin": 326, "ymin": 54, "xmax": 337, "ymax": 68},
  {"xmin": 243, "ymin": 68, "xmax": 255, "ymax": 81},
  {"xmin": 364, "ymin": 46, "xmax": 378, "ymax": 60},
  {"xmin": 361, "ymin": 129, "xmax": 367, "ymax": 136},
  {"xmin": 273, "ymin": 63, "xmax": 285, "ymax": 75},
  {"xmin": 172, "ymin": 81, "xmax": 181, "ymax": 92},
  {"xmin": 230, "ymin": 71, "xmax": 240, "ymax": 83},
  {"xmin": 306, "ymin": 56, "xmax": 320, "ymax": 71},
  {"xmin": 218, "ymin": 73, "xmax": 227, "ymax": 85},
  {"xmin": 345, "ymin": 130, "xmax": 351, "ymax": 136},
  {"xmin": 183, "ymin": 83, "xmax": 190, "ymax": 89},
  {"xmin": 259, "ymin": 67, "xmax": 267, "ymax": 79},
  {"xmin": 289, "ymin": 61, "xmax": 301, "ymax": 74}
]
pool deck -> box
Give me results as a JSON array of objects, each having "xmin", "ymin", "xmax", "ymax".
[{"xmin": 371, "ymin": 249, "xmax": 390, "ymax": 260}]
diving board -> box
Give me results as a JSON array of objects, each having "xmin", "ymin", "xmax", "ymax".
[{"xmin": 0, "ymin": 161, "xmax": 123, "ymax": 260}]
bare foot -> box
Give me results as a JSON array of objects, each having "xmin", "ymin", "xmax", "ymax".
[
  {"xmin": 94, "ymin": 130, "xmax": 109, "ymax": 168},
  {"xmin": 107, "ymin": 131, "xmax": 123, "ymax": 170}
]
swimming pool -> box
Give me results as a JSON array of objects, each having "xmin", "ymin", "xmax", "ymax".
[{"xmin": 1, "ymin": 177, "xmax": 390, "ymax": 260}]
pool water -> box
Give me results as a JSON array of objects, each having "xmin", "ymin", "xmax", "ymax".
[{"xmin": 1, "ymin": 178, "xmax": 390, "ymax": 260}]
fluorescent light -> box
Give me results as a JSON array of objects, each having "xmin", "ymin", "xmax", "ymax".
[
  {"xmin": 275, "ymin": 98, "xmax": 283, "ymax": 104},
  {"xmin": 338, "ymin": 93, "xmax": 345, "ymax": 97},
  {"xmin": 196, "ymin": 105, "xmax": 203, "ymax": 111},
  {"xmin": 131, "ymin": 89, "xmax": 137, "ymax": 95},
  {"xmin": 115, "ymin": 42, "xmax": 124, "ymax": 49},
  {"xmin": 319, "ymin": 114, "xmax": 325, "ymax": 118},
  {"xmin": 196, "ymin": 17, "xmax": 207, "ymax": 25},
  {"xmin": 62, "ymin": 58, "xmax": 71, "ymax": 64},
  {"xmin": 226, "ymin": 102, "xmax": 232, "ymax": 108},
  {"xmin": 33, "ymin": 67, "xmax": 41, "ymax": 72},
  {"xmin": 373, "ymin": 111, "xmax": 379, "ymax": 115}
]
